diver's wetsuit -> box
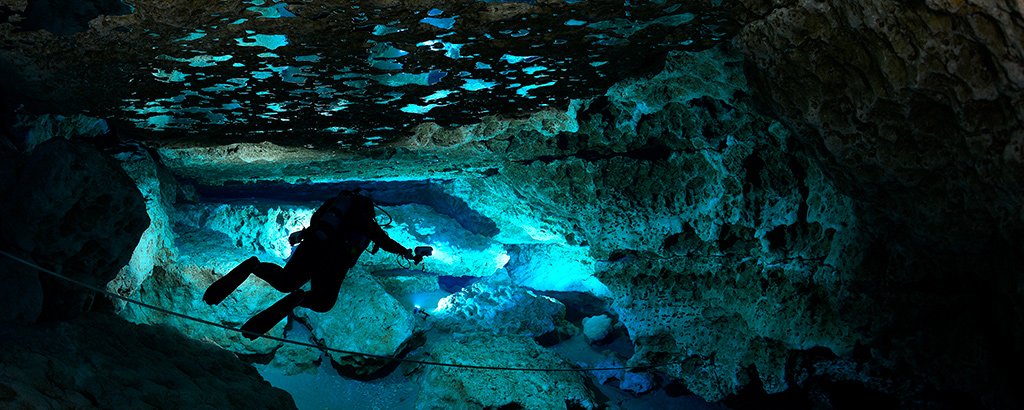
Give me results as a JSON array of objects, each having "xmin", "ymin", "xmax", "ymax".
[
  {"xmin": 203, "ymin": 191, "xmax": 411, "ymax": 339},
  {"xmin": 250, "ymin": 193, "xmax": 409, "ymax": 312}
]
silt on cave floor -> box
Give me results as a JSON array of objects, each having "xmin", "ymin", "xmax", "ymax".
[{"xmin": 1, "ymin": 0, "xmax": 1023, "ymax": 409}]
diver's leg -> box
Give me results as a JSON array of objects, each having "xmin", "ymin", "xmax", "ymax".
[
  {"xmin": 203, "ymin": 256, "xmax": 259, "ymax": 305},
  {"xmin": 240, "ymin": 290, "xmax": 305, "ymax": 340},
  {"xmin": 253, "ymin": 242, "xmax": 316, "ymax": 292},
  {"xmin": 252, "ymin": 261, "xmax": 308, "ymax": 292},
  {"xmin": 300, "ymin": 262, "xmax": 352, "ymax": 313}
]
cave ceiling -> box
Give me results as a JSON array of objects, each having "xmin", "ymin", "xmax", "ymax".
[{"xmin": 0, "ymin": 0, "xmax": 735, "ymax": 147}]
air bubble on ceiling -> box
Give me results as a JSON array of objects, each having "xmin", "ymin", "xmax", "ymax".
[{"xmin": 0, "ymin": 0, "xmax": 735, "ymax": 147}]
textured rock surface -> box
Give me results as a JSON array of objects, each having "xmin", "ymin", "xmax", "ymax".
[
  {"xmin": 732, "ymin": 0, "xmax": 1024, "ymax": 406},
  {"xmin": 735, "ymin": 0, "xmax": 1024, "ymax": 251},
  {"xmin": 619, "ymin": 372, "xmax": 655, "ymax": 395},
  {"xmin": 402, "ymin": 46, "xmax": 864, "ymax": 403},
  {"xmin": 0, "ymin": 138, "xmax": 149, "ymax": 319},
  {"xmin": 121, "ymin": 262, "xmax": 288, "ymax": 356},
  {"xmin": 294, "ymin": 269, "xmax": 417, "ymax": 375},
  {"xmin": 175, "ymin": 202, "xmax": 313, "ymax": 262},
  {"xmin": 433, "ymin": 280, "xmax": 569, "ymax": 338},
  {"xmin": 416, "ymin": 334, "xmax": 597, "ymax": 409},
  {"xmin": 581, "ymin": 314, "xmax": 613, "ymax": 343},
  {"xmin": 141, "ymin": 45, "xmax": 868, "ymax": 404},
  {"xmin": 267, "ymin": 332, "xmax": 323, "ymax": 376},
  {"xmin": 0, "ymin": 313, "xmax": 296, "ymax": 409},
  {"xmin": 6, "ymin": 113, "xmax": 109, "ymax": 151},
  {"xmin": 107, "ymin": 144, "xmax": 179, "ymax": 310},
  {"xmin": 0, "ymin": 0, "xmax": 733, "ymax": 141}
]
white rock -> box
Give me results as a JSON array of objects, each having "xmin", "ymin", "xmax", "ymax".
[{"xmin": 582, "ymin": 314, "xmax": 613, "ymax": 343}]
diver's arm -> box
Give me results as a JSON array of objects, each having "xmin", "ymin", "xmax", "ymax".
[{"xmin": 365, "ymin": 220, "xmax": 412, "ymax": 258}]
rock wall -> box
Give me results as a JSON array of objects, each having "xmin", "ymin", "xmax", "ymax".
[
  {"xmin": 147, "ymin": 45, "xmax": 870, "ymax": 404},
  {"xmin": 0, "ymin": 124, "xmax": 295, "ymax": 408},
  {"xmin": 735, "ymin": 0, "xmax": 1024, "ymax": 251},
  {"xmin": 107, "ymin": 144, "xmax": 179, "ymax": 310},
  {"xmin": 0, "ymin": 137, "xmax": 148, "ymax": 319},
  {"xmin": 0, "ymin": 313, "xmax": 295, "ymax": 409},
  {"xmin": 732, "ymin": 1, "xmax": 1024, "ymax": 406},
  {"xmin": 295, "ymin": 270, "xmax": 417, "ymax": 375}
]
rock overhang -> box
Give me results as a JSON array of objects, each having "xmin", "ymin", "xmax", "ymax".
[{"xmin": 0, "ymin": 0, "xmax": 736, "ymax": 148}]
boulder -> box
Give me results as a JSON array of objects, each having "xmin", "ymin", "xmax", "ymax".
[
  {"xmin": 581, "ymin": 314, "xmax": 613, "ymax": 344},
  {"xmin": 0, "ymin": 138, "xmax": 148, "ymax": 319},
  {"xmin": 0, "ymin": 313, "xmax": 296, "ymax": 409},
  {"xmin": 267, "ymin": 337, "xmax": 323, "ymax": 376},
  {"xmin": 107, "ymin": 144, "xmax": 178, "ymax": 310},
  {"xmin": 121, "ymin": 262, "xmax": 288, "ymax": 357},
  {"xmin": 294, "ymin": 269, "xmax": 416, "ymax": 375},
  {"xmin": 620, "ymin": 372, "xmax": 656, "ymax": 395},
  {"xmin": 433, "ymin": 280, "xmax": 568, "ymax": 338},
  {"xmin": 417, "ymin": 334, "xmax": 597, "ymax": 409}
]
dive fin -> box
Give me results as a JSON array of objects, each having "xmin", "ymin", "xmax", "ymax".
[
  {"xmin": 240, "ymin": 292, "xmax": 304, "ymax": 340},
  {"xmin": 202, "ymin": 257, "xmax": 257, "ymax": 305}
]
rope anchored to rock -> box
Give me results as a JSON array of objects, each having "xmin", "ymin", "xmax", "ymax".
[{"xmin": 1, "ymin": 249, "xmax": 685, "ymax": 373}]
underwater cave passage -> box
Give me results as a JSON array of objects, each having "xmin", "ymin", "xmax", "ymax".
[{"xmin": 3, "ymin": 0, "xmax": 1020, "ymax": 409}]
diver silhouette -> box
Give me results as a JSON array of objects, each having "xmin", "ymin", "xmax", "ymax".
[{"xmin": 202, "ymin": 189, "xmax": 422, "ymax": 340}]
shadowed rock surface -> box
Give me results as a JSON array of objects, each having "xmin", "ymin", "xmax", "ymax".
[{"xmin": 0, "ymin": 313, "xmax": 296, "ymax": 409}]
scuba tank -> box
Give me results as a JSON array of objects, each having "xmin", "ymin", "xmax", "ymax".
[
  {"xmin": 298, "ymin": 190, "xmax": 374, "ymax": 257},
  {"xmin": 314, "ymin": 200, "xmax": 350, "ymax": 240}
]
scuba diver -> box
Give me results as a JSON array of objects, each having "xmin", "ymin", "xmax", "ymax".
[{"xmin": 203, "ymin": 189, "xmax": 424, "ymax": 340}]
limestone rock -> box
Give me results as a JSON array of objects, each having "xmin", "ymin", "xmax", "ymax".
[
  {"xmin": 108, "ymin": 144, "xmax": 178, "ymax": 310},
  {"xmin": 175, "ymin": 203, "xmax": 314, "ymax": 262},
  {"xmin": 0, "ymin": 313, "xmax": 295, "ymax": 409},
  {"xmin": 8, "ymin": 113, "xmax": 109, "ymax": 151},
  {"xmin": 0, "ymin": 138, "xmax": 148, "ymax": 319},
  {"xmin": 119, "ymin": 205, "xmax": 292, "ymax": 356},
  {"xmin": 294, "ymin": 269, "xmax": 416, "ymax": 375},
  {"xmin": 268, "ymin": 336, "xmax": 322, "ymax": 376},
  {"xmin": 360, "ymin": 203, "xmax": 509, "ymax": 279},
  {"xmin": 433, "ymin": 281, "xmax": 568, "ymax": 338},
  {"xmin": 505, "ymin": 244, "xmax": 610, "ymax": 296},
  {"xmin": 735, "ymin": 0, "xmax": 1024, "ymax": 251},
  {"xmin": 121, "ymin": 260, "xmax": 288, "ymax": 357},
  {"xmin": 581, "ymin": 315, "xmax": 613, "ymax": 343},
  {"xmin": 373, "ymin": 273, "xmax": 441, "ymax": 297},
  {"xmin": 416, "ymin": 334, "xmax": 597, "ymax": 409},
  {"xmin": 733, "ymin": 0, "xmax": 1024, "ymax": 405},
  {"xmin": 585, "ymin": 354, "xmax": 654, "ymax": 395},
  {"xmin": 620, "ymin": 372, "xmax": 655, "ymax": 395}
]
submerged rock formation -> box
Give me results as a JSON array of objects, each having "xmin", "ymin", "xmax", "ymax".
[
  {"xmin": 0, "ymin": 122, "xmax": 298, "ymax": 408},
  {"xmin": 108, "ymin": 143, "xmax": 179, "ymax": 310},
  {"xmin": 731, "ymin": 1, "xmax": 1024, "ymax": 406},
  {"xmin": 416, "ymin": 334, "xmax": 597, "ymax": 409},
  {"xmin": 0, "ymin": 313, "xmax": 295, "ymax": 409},
  {"xmin": 294, "ymin": 269, "xmax": 417, "ymax": 375},
  {"xmin": 433, "ymin": 279, "xmax": 570, "ymax": 338},
  {"xmin": 0, "ymin": 137, "xmax": 149, "ymax": 319},
  {"xmin": 735, "ymin": 0, "xmax": 1024, "ymax": 251}
]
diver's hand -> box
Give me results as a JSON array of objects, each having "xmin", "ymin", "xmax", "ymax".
[{"xmin": 288, "ymin": 231, "xmax": 303, "ymax": 246}]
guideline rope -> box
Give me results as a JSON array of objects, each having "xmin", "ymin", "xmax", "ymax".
[{"xmin": 1, "ymin": 249, "xmax": 684, "ymax": 373}]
